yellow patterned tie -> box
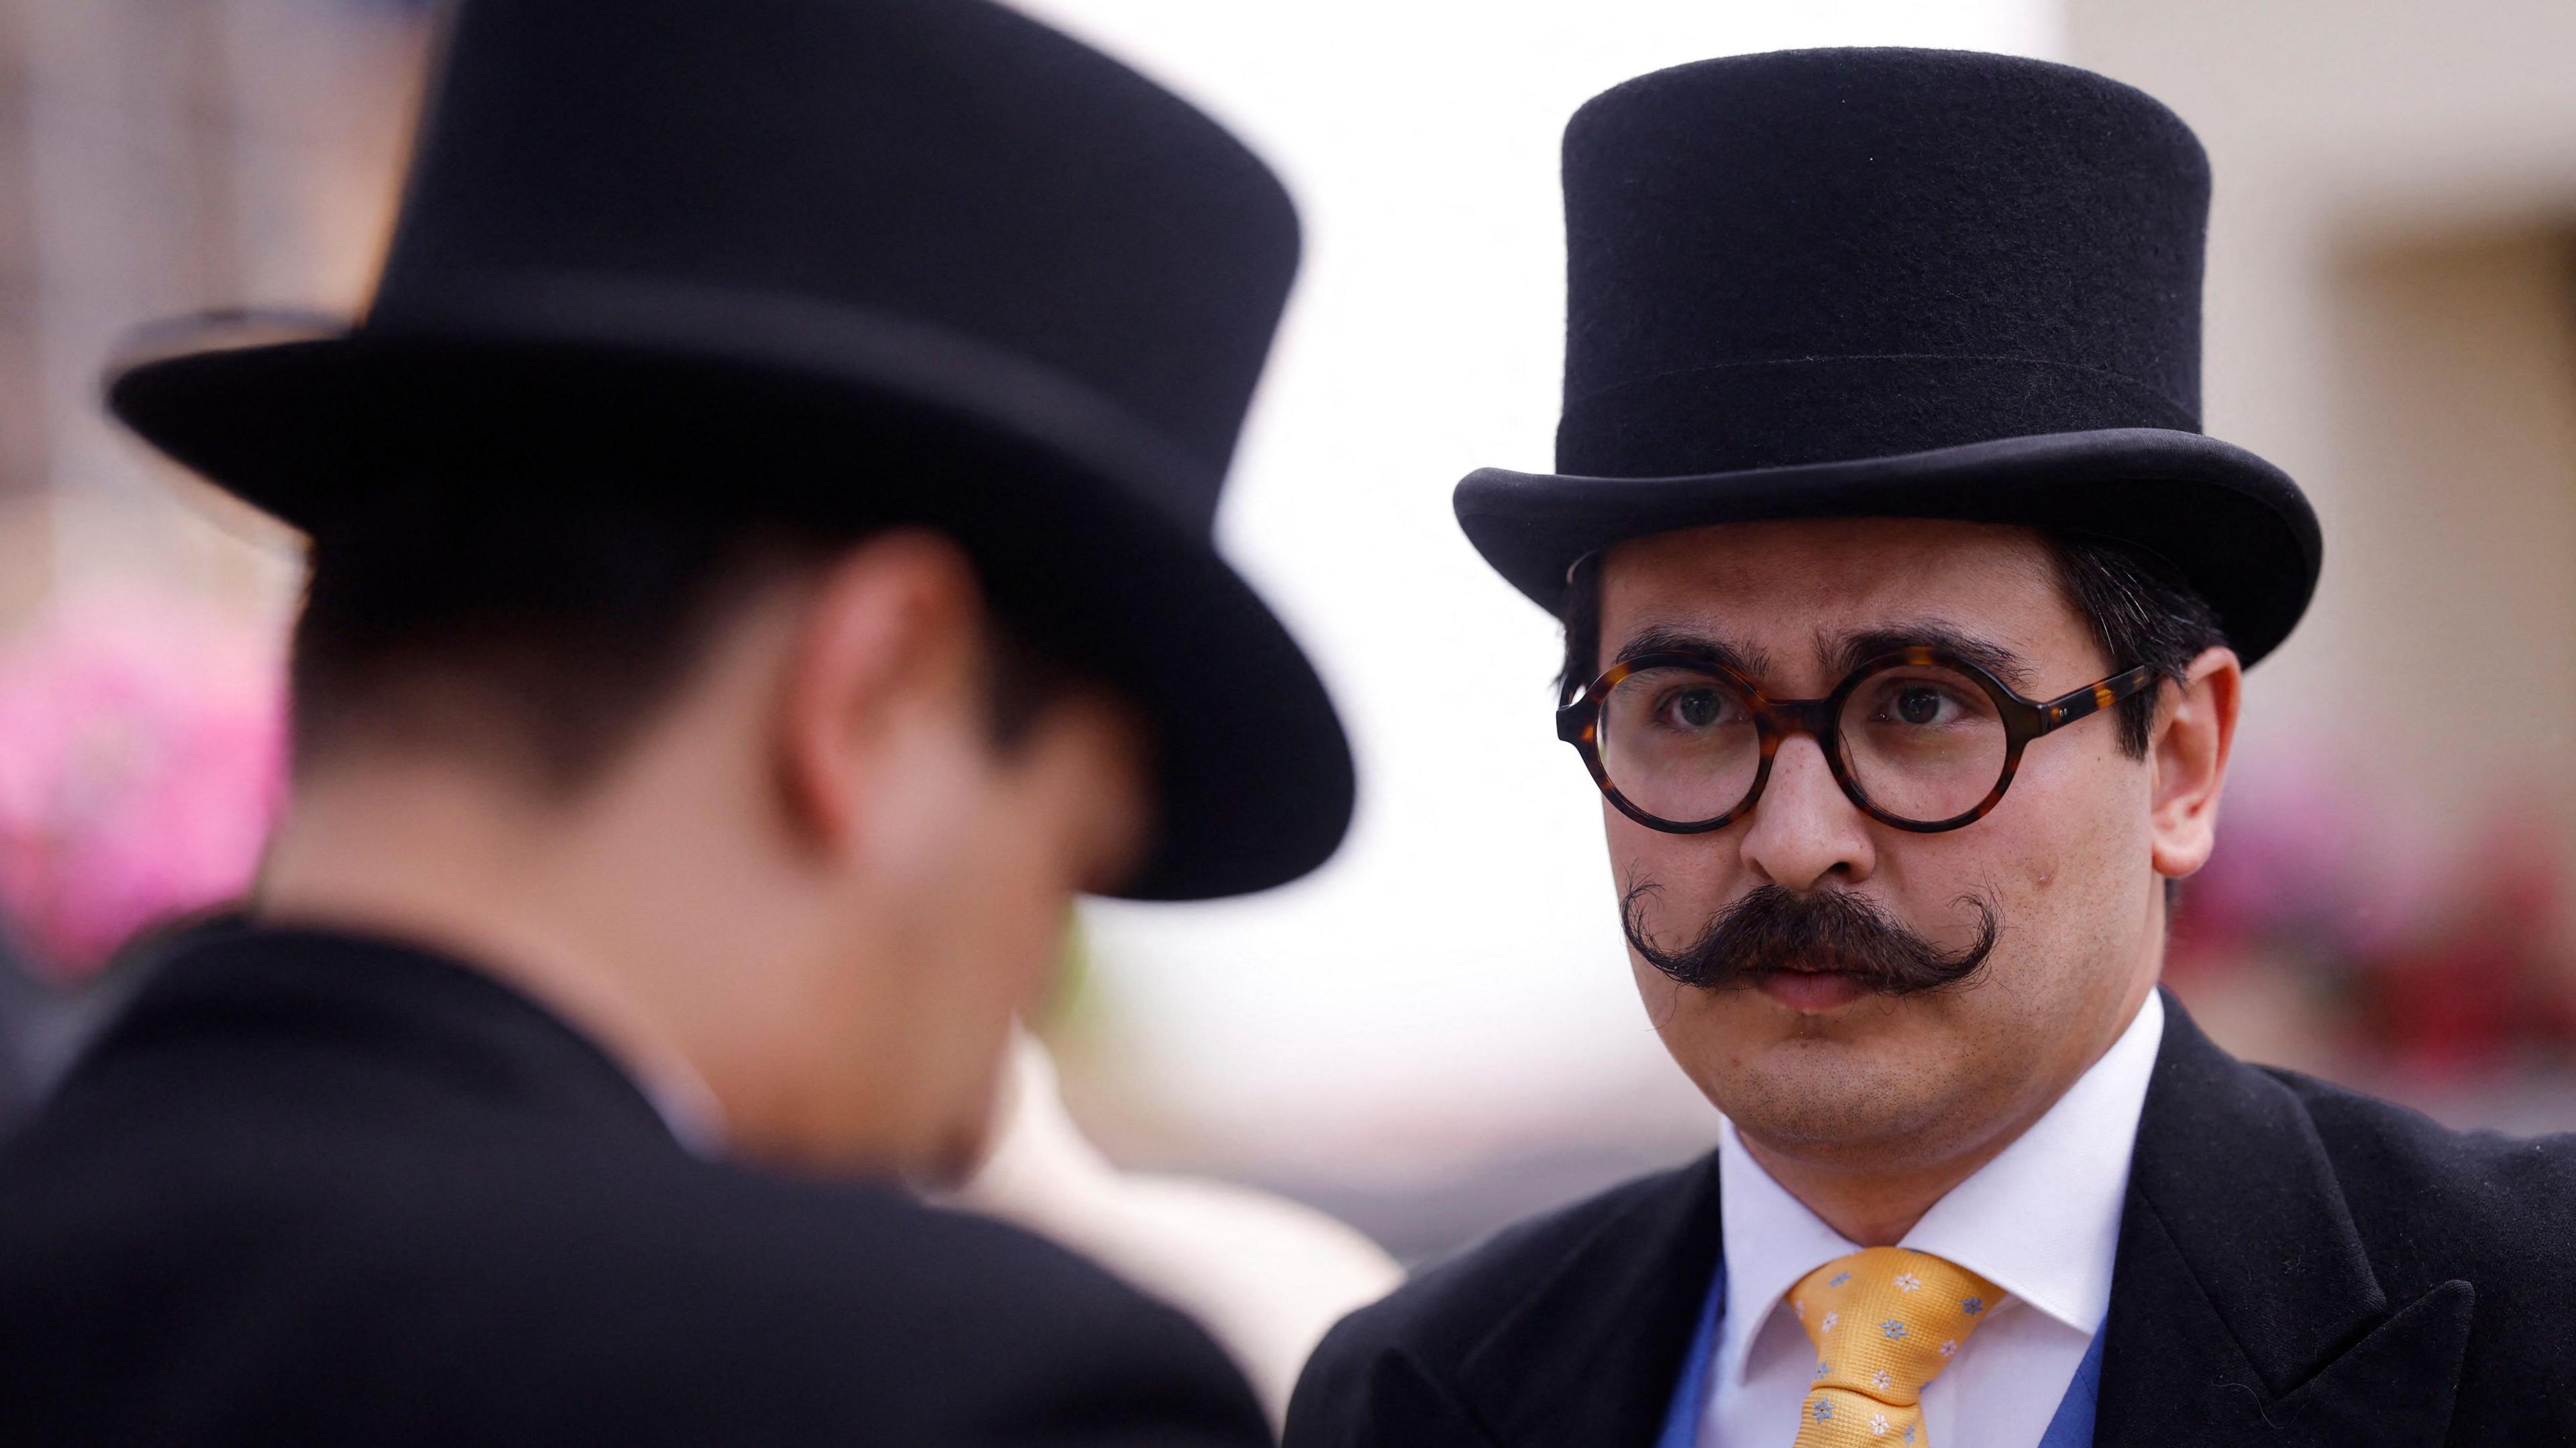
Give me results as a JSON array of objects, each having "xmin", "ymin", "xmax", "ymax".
[{"xmin": 1786, "ymin": 1246, "xmax": 2003, "ymax": 1447}]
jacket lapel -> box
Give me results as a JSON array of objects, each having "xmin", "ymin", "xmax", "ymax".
[
  {"xmin": 1450, "ymin": 1152, "xmax": 1725, "ymax": 1448},
  {"xmin": 2093, "ymin": 993, "xmax": 2473, "ymax": 1446}
]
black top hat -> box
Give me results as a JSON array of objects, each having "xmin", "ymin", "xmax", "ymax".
[
  {"xmin": 105, "ymin": 0, "xmax": 1352, "ymax": 901},
  {"xmin": 1457, "ymin": 48, "xmax": 2321, "ymax": 665}
]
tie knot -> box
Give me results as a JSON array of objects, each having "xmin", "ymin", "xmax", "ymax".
[{"xmin": 1788, "ymin": 1247, "xmax": 2002, "ymax": 1412}]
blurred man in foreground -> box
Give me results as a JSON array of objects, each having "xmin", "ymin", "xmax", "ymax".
[
  {"xmin": 1289, "ymin": 50, "xmax": 2575, "ymax": 1447},
  {"xmin": 0, "ymin": 0, "xmax": 1353, "ymax": 1442}
]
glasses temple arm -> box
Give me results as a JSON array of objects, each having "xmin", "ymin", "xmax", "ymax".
[{"xmin": 2033, "ymin": 665, "xmax": 2161, "ymax": 734}]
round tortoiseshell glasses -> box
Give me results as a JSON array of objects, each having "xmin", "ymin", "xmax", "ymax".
[{"xmin": 1558, "ymin": 646, "xmax": 2159, "ymax": 834}]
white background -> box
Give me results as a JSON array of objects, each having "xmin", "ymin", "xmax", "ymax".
[{"xmin": 1009, "ymin": 0, "xmax": 2061, "ymax": 1178}]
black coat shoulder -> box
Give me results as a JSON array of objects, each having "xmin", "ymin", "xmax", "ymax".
[
  {"xmin": 280, "ymin": 1149, "xmax": 1263, "ymax": 1445},
  {"xmin": 2267, "ymin": 1064, "xmax": 2576, "ymax": 1314},
  {"xmin": 1305, "ymin": 1160, "xmax": 1698, "ymax": 1377},
  {"xmin": 1286, "ymin": 1157, "xmax": 1718, "ymax": 1448},
  {"xmin": 2098, "ymin": 1013, "xmax": 2576, "ymax": 1447},
  {"xmin": 0, "ymin": 926, "xmax": 1267, "ymax": 1448}
]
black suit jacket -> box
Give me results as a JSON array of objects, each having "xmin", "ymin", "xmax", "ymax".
[
  {"xmin": 0, "ymin": 922, "xmax": 1270, "ymax": 1447},
  {"xmin": 1286, "ymin": 991, "xmax": 2576, "ymax": 1446}
]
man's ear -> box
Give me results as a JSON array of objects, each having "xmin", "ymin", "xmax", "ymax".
[
  {"xmin": 773, "ymin": 531, "xmax": 986, "ymax": 852},
  {"xmin": 2148, "ymin": 645, "xmax": 2242, "ymax": 882}
]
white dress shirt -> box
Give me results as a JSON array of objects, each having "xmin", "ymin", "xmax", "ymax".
[{"xmin": 1700, "ymin": 991, "xmax": 2164, "ymax": 1447}]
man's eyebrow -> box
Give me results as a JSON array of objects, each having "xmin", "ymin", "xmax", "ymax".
[
  {"xmin": 1613, "ymin": 626, "xmax": 1771, "ymax": 680},
  {"xmin": 1829, "ymin": 624, "xmax": 2036, "ymax": 691}
]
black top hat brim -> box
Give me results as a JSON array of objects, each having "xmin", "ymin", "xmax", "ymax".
[
  {"xmin": 108, "ymin": 306, "xmax": 1354, "ymax": 903},
  {"xmin": 1457, "ymin": 427, "xmax": 2322, "ymax": 668}
]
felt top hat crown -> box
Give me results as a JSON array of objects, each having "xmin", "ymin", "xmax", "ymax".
[
  {"xmin": 105, "ymin": 0, "xmax": 1352, "ymax": 901},
  {"xmin": 1458, "ymin": 47, "xmax": 2321, "ymax": 665}
]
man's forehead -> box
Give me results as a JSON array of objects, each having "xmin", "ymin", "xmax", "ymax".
[
  {"xmin": 1605, "ymin": 516, "xmax": 2054, "ymax": 586},
  {"xmin": 1597, "ymin": 517, "xmax": 2076, "ymax": 675}
]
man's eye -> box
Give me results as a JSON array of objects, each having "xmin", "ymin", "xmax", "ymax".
[
  {"xmin": 1894, "ymin": 685, "xmax": 1947, "ymax": 726},
  {"xmin": 1668, "ymin": 689, "xmax": 1730, "ymax": 728}
]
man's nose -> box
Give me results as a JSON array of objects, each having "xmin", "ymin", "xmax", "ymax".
[{"xmin": 1738, "ymin": 734, "xmax": 1876, "ymax": 891}]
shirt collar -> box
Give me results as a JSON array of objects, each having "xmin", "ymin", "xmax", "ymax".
[
  {"xmin": 1716, "ymin": 990, "xmax": 2163, "ymax": 1381},
  {"xmin": 1716, "ymin": 1118, "xmax": 1857, "ymax": 1387}
]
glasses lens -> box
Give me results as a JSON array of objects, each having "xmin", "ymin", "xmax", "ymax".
[
  {"xmin": 1835, "ymin": 664, "xmax": 2010, "ymax": 824},
  {"xmin": 1597, "ymin": 666, "xmax": 1762, "ymax": 825}
]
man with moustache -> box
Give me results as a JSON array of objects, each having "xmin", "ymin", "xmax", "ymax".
[
  {"xmin": 1287, "ymin": 49, "xmax": 2576, "ymax": 1448},
  {"xmin": 0, "ymin": 1, "xmax": 1351, "ymax": 1443}
]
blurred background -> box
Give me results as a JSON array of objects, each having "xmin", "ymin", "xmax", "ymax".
[{"xmin": 1, "ymin": 0, "xmax": 2573, "ymax": 1264}]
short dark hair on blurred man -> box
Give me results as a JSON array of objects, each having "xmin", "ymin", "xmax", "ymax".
[
  {"xmin": 0, "ymin": 1, "xmax": 1352, "ymax": 1444},
  {"xmin": 288, "ymin": 470, "xmax": 1073, "ymax": 789}
]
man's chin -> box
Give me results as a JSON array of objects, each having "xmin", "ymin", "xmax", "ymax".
[{"xmin": 1709, "ymin": 1040, "xmax": 1962, "ymax": 1156}]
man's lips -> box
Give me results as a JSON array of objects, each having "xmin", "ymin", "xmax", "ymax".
[{"xmin": 1754, "ymin": 966, "xmax": 1869, "ymax": 1012}]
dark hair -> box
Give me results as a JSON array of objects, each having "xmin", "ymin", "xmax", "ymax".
[
  {"xmin": 290, "ymin": 469, "xmax": 1070, "ymax": 791},
  {"xmin": 2041, "ymin": 533, "xmax": 2228, "ymax": 755},
  {"xmin": 1555, "ymin": 528, "xmax": 2226, "ymax": 759}
]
